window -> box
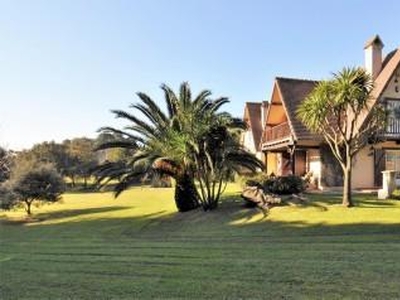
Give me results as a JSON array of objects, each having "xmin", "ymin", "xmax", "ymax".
[{"xmin": 385, "ymin": 150, "xmax": 400, "ymax": 179}]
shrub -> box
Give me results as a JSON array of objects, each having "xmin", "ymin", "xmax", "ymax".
[
  {"xmin": 238, "ymin": 172, "xmax": 270, "ymax": 188},
  {"xmin": 264, "ymin": 175, "xmax": 307, "ymax": 195},
  {"xmin": 241, "ymin": 173, "xmax": 307, "ymax": 195},
  {"xmin": 391, "ymin": 189, "xmax": 400, "ymax": 200}
]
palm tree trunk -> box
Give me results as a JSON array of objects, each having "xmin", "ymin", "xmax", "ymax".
[{"xmin": 174, "ymin": 173, "xmax": 200, "ymax": 212}]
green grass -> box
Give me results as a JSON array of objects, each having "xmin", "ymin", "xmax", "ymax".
[{"xmin": 1, "ymin": 185, "xmax": 400, "ymax": 299}]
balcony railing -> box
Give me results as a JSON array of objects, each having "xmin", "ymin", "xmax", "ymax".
[
  {"xmin": 263, "ymin": 122, "xmax": 291, "ymax": 143},
  {"xmin": 385, "ymin": 99, "xmax": 400, "ymax": 138},
  {"xmin": 386, "ymin": 117, "xmax": 400, "ymax": 135}
]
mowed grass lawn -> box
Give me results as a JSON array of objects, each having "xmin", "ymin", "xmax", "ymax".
[{"xmin": 1, "ymin": 185, "xmax": 400, "ymax": 299}]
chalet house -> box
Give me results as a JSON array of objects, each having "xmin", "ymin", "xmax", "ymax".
[
  {"xmin": 243, "ymin": 35, "xmax": 400, "ymax": 189},
  {"xmin": 241, "ymin": 101, "xmax": 268, "ymax": 161}
]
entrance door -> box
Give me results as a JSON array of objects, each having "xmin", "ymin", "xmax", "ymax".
[{"xmin": 294, "ymin": 150, "xmax": 307, "ymax": 176}]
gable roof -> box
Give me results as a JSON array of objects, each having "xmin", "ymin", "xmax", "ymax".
[
  {"xmin": 243, "ymin": 102, "xmax": 268, "ymax": 151},
  {"xmin": 274, "ymin": 77, "xmax": 321, "ymax": 141},
  {"xmin": 358, "ymin": 47, "xmax": 400, "ymax": 130},
  {"xmin": 371, "ymin": 48, "xmax": 400, "ymax": 100}
]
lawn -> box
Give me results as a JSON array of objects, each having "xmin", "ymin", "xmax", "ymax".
[{"xmin": 1, "ymin": 185, "xmax": 400, "ymax": 299}]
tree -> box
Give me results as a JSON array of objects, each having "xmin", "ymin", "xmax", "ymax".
[
  {"xmin": 11, "ymin": 164, "xmax": 65, "ymax": 215},
  {"xmin": 0, "ymin": 147, "xmax": 12, "ymax": 183},
  {"xmin": 95, "ymin": 82, "xmax": 263, "ymax": 212},
  {"xmin": 0, "ymin": 183, "xmax": 17, "ymax": 211},
  {"xmin": 18, "ymin": 141, "xmax": 76, "ymax": 185},
  {"xmin": 187, "ymin": 104, "xmax": 264, "ymax": 210},
  {"xmin": 63, "ymin": 138, "xmax": 98, "ymax": 188},
  {"xmin": 297, "ymin": 67, "xmax": 385, "ymax": 207},
  {"xmin": 95, "ymin": 133, "xmax": 135, "ymax": 163}
]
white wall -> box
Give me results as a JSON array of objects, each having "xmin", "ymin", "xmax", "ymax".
[
  {"xmin": 382, "ymin": 65, "xmax": 400, "ymax": 99},
  {"xmin": 307, "ymin": 149, "xmax": 321, "ymax": 188},
  {"xmin": 243, "ymin": 131, "xmax": 256, "ymax": 154}
]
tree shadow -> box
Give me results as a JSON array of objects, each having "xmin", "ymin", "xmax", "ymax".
[
  {"xmin": 0, "ymin": 206, "xmax": 131, "ymax": 225},
  {"xmin": 35, "ymin": 206, "xmax": 132, "ymax": 222},
  {"xmin": 1, "ymin": 191, "xmax": 399, "ymax": 243}
]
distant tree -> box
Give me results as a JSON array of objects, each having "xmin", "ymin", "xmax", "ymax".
[
  {"xmin": 95, "ymin": 133, "xmax": 134, "ymax": 163},
  {"xmin": 297, "ymin": 68, "xmax": 385, "ymax": 207},
  {"xmin": 63, "ymin": 138, "xmax": 98, "ymax": 188},
  {"xmin": 10, "ymin": 164, "xmax": 65, "ymax": 215},
  {"xmin": 19, "ymin": 141, "xmax": 75, "ymax": 183},
  {"xmin": 14, "ymin": 139, "xmax": 100, "ymax": 189},
  {"xmin": 0, "ymin": 147, "xmax": 12, "ymax": 183},
  {"xmin": 0, "ymin": 183, "xmax": 17, "ymax": 211}
]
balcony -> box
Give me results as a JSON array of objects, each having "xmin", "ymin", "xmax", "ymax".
[
  {"xmin": 385, "ymin": 117, "xmax": 400, "ymax": 139},
  {"xmin": 263, "ymin": 122, "xmax": 291, "ymax": 143},
  {"xmin": 384, "ymin": 99, "xmax": 400, "ymax": 139}
]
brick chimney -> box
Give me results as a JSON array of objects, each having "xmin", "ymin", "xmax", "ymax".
[{"xmin": 364, "ymin": 35, "xmax": 384, "ymax": 79}]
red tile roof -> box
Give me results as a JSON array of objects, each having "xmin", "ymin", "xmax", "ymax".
[{"xmin": 275, "ymin": 77, "xmax": 322, "ymax": 141}]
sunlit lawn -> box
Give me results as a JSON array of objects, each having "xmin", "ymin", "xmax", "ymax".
[{"xmin": 1, "ymin": 184, "xmax": 400, "ymax": 299}]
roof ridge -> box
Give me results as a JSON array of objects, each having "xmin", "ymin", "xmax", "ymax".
[
  {"xmin": 245, "ymin": 101, "xmax": 263, "ymax": 105},
  {"xmin": 275, "ymin": 76, "xmax": 319, "ymax": 83}
]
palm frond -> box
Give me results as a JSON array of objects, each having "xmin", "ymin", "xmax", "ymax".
[
  {"xmin": 160, "ymin": 84, "xmax": 179, "ymax": 118},
  {"xmin": 134, "ymin": 92, "xmax": 168, "ymax": 125},
  {"xmin": 180, "ymin": 82, "xmax": 192, "ymax": 110},
  {"xmin": 111, "ymin": 110, "xmax": 155, "ymax": 136},
  {"xmin": 95, "ymin": 141, "xmax": 138, "ymax": 151}
]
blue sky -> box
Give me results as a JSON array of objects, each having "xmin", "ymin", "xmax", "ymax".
[{"xmin": 1, "ymin": 0, "xmax": 399, "ymax": 150}]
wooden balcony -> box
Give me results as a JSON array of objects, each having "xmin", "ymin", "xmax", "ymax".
[{"xmin": 263, "ymin": 122, "xmax": 291, "ymax": 143}]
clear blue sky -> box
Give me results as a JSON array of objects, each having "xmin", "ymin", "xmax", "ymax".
[{"xmin": 1, "ymin": 0, "xmax": 399, "ymax": 150}]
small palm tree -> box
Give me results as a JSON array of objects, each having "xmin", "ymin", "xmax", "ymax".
[{"xmin": 193, "ymin": 114, "xmax": 264, "ymax": 210}]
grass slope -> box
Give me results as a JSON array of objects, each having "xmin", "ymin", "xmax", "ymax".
[{"xmin": 1, "ymin": 185, "xmax": 400, "ymax": 299}]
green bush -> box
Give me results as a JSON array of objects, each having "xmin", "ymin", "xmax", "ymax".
[
  {"xmin": 391, "ymin": 189, "xmax": 400, "ymax": 200},
  {"xmin": 264, "ymin": 175, "xmax": 307, "ymax": 195},
  {"xmin": 238, "ymin": 173, "xmax": 270, "ymax": 188},
  {"xmin": 240, "ymin": 173, "xmax": 307, "ymax": 195}
]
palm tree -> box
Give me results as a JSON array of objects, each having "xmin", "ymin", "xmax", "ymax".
[
  {"xmin": 95, "ymin": 82, "xmax": 264, "ymax": 212},
  {"xmin": 94, "ymin": 83, "xmax": 217, "ymax": 212},
  {"xmin": 192, "ymin": 113, "xmax": 264, "ymax": 210},
  {"xmin": 297, "ymin": 68, "xmax": 385, "ymax": 207}
]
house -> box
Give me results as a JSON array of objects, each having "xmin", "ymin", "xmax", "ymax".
[
  {"xmin": 241, "ymin": 101, "xmax": 268, "ymax": 161},
  {"xmin": 242, "ymin": 35, "xmax": 400, "ymax": 189}
]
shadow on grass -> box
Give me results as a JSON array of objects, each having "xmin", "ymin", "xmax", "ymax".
[
  {"xmin": 306, "ymin": 193, "xmax": 398, "ymax": 208},
  {"xmin": 1, "ymin": 192, "xmax": 399, "ymax": 242},
  {"xmin": 0, "ymin": 206, "xmax": 131, "ymax": 225},
  {"xmin": 35, "ymin": 206, "xmax": 132, "ymax": 222}
]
